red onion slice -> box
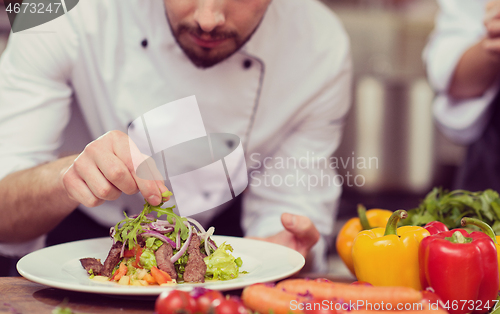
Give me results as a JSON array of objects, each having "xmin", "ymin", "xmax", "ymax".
[
  {"xmin": 152, "ymin": 220, "xmax": 175, "ymax": 227},
  {"xmin": 209, "ymin": 239, "xmax": 217, "ymax": 251},
  {"xmin": 110, "ymin": 227, "xmax": 116, "ymax": 244},
  {"xmin": 148, "ymin": 222, "xmax": 174, "ymax": 234},
  {"xmin": 171, "ymin": 222, "xmax": 193, "ymax": 263},
  {"xmin": 186, "ymin": 217, "xmax": 206, "ymax": 234},
  {"xmin": 120, "ymin": 241, "xmax": 126, "ymax": 258},
  {"xmin": 141, "ymin": 230, "xmax": 176, "ymax": 248},
  {"xmin": 204, "ymin": 227, "xmax": 214, "ymax": 256},
  {"xmin": 176, "ymin": 229, "xmax": 181, "ymax": 250}
]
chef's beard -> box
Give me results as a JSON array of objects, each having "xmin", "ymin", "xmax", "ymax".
[{"xmin": 167, "ymin": 21, "xmax": 260, "ymax": 69}]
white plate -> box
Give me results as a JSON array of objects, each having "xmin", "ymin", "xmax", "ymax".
[{"xmin": 17, "ymin": 235, "xmax": 304, "ymax": 296}]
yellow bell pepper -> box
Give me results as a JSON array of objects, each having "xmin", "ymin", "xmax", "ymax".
[
  {"xmin": 335, "ymin": 205, "xmax": 392, "ymax": 276},
  {"xmin": 352, "ymin": 210, "xmax": 430, "ymax": 290},
  {"xmin": 462, "ymin": 217, "xmax": 500, "ymax": 291}
]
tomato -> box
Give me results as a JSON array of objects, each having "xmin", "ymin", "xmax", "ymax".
[
  {"xmin": 194, "ymin": 289, "xmax": 225, "ymax": 313},
  {"xmin": 155, "ymin": 290, "xmax": 197, "ymax": 314},
  {"xmin": 132, "ymin": 247, "xmax": 143, "ymax": 268},
  {"xmin": 212, "ymin": 298, "xmax": 248, "ymax": 314},
  {"xmin": 123, "ymin": 246, "xmax": 136, "ymax": 257}
]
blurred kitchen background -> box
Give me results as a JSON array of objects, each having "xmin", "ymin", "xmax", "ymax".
[{"xmin": 0, "ymin": 0, "xmax": 466, "ymax": 277}]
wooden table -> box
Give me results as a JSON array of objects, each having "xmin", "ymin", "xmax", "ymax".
[
  {"xmin": 1, "ymin": 277, "xmax": 157, "ymax": 314},
  {"xmin": 0, "ymin": 274, "xmax": 352, "ymax": 314}
]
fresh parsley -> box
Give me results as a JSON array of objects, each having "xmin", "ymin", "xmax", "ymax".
[{"xmin": 401, "ymin": 187, "xmax": 500, "ymax": 233}]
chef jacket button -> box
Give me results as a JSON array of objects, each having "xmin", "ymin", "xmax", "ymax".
[
  {"xmin": 243, "ymin": 59, "xmax": 252, "ymax": 69},
  {"xmin": 226, "ymin": 140, "xmax": 234, "ymax": 148},
  {"xmin": 203, "ymin": 192, "xmax": 210, "ymax": 199},
  {"xmin": 141, "ymin": 39, "xmax": 148, "ymax": 48},
  {"xmin": 128, "ymin": 121, "xmax": 134, "ymax": 129}
]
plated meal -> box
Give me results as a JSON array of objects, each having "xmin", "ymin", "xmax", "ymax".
[{"xmin": 79, "ymin": 191, "xmax": 243, "ymax": 286}]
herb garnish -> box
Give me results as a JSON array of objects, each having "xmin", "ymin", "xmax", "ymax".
[{"xmin": 113, "ymin": 191, "xmax": 189, "ymax": 250}]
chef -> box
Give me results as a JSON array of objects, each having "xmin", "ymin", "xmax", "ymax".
[
  {"xmin": 0, "ymin": 0, "xmax": 351, "ymax": 274},
  {"xmin": 425, "ymin": 0, "xmax": 500, "ymax": 193}
]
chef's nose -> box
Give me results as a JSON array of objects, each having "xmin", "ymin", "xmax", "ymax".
[{"xmin": 193, "ymin": 0, "xmax": 226, "ymax": 33}]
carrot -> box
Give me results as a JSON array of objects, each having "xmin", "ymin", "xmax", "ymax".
[
  {"xmin": 143, "ymin": 273, "xmax": 156, "ymax": 285},
  {"xmin": 150, "ymin": 266, "xmax": 172, "ymax": 285},
  {"xmin": 112, "ymin": 262, "xmax": 127, "ymax": 281},
  {"xmin": 242, "ymin": 283, "xmax": 307, "ymax": 314},
  {"xmin": 276, "ymin": 279, "xmax": 422, "ymax": 308}
]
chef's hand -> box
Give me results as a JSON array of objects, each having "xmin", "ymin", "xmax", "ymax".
[
  {"xmin": 484, "ymin": 0, "xmax": 500, "ymax": 54},
  {"xmin": 61, "ymin": 130, "xmax": 169, "ymax": 208},
  {"xmin": 248, "ymin": 213, "xmax": 320, "ymax": 258}
]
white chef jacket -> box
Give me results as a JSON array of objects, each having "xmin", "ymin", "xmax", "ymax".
[
  {"xmin": 424, "ymin": 0, "xmax": 499, "ymax": 145},
  {"xmin": 0, "ymin": 0, "xmax": 351, "ymax": 272}
]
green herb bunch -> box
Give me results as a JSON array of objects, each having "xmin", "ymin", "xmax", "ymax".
[{"xmin": 402, "ymin": 187, "xmax": 500, "ymax": 233}]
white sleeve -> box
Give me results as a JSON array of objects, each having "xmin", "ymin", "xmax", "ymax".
[
  {"xmin": 424, "ymin": 0, "xmax": 498, "ymax": 144},
  {"xmin": 242, "ymin": 37, "xmax": 352, "ymax": 273},
  {"xmin": 0, "ymin": 18, "xmax": 76, "ymax": 256}
]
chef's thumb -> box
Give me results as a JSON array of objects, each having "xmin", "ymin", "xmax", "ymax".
[{"xmin": 281, "ymin": 213, "xmax": 320, "ymax": 248}]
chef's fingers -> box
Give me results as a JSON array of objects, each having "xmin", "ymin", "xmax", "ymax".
[
  {"xmin": 485, "ymin": 0, "xmax": 500, "ymax": 22},
  {"xmin": 72, "ymin": 151, "xmax": 122, "ymax": 201},
  {"xmin": 281, "ymin": 213, "xmax": 320, "ymax": 254},
  {"xmin": 485, "ymin": 19, "xmax": 500, "ymax": 38},
  {"xmin": 483, "ymin": 37, "xmax": 500, "ymax": 54},
  {"xmin": 62, "ymin": 164, "xmax": 105, "ymax": 208},
  {"xmin": 112, "ymin": 131, "xmax": 168, "ymax": 206},
  {"xmin": 94, "ymin": 152, "xmax": 138, "ymax": 196}
]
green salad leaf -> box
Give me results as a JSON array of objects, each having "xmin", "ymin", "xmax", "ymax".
[
  {"xmin": 401, "ymin": 187, "xmax": 500, "ymax": 234},
  {"xmin": 139, "ymin": 249, "xmax": 157, "ymax": 270},
  {"xmin": 204, "ymin": 242, "xmax": 242, "ymax": 281}
]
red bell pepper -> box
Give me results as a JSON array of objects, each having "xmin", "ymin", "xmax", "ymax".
[
  {"xmin": 419, "ymin": 228, "xmax": 499, "ymax": 314},
  {"xmin": 423, "ymin": 221, "xmax": 449, "ymax": 235}
]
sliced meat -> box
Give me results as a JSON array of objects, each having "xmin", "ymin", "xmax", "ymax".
[
  {"xmin": 136, "ymin": 234, "xmax": 146, "ymax": 247},
  {"xmin": 102, "ymin": 241, "xmax": 123, "ymax": 277},
  {"xmin": 183, "ymin": 234, "xmax": 206, "ymax": 283},
  {"xmin": 80, "ymin": 258, "xmax": 103, "ymax": 275},
  {"xmin": 155, "ymin": 243, "xmax": 177, "ymax": 280}
]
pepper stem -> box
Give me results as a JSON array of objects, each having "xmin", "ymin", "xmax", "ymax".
[
  {"xmin": 383, "ymin": 210, "xmax": 407, "ymax": 236},
  {"xmin": 446, "ymin": 231, "xmax": 473, "ymax": 244},
  {"xmin": 461, "ymin": 217, "xmax": 498, "ymax": 244},
  {"xmin": 358, "ymin": 204, "xmax": 372, "ymax": 230}
]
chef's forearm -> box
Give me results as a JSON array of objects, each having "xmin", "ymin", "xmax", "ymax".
[
  {"xmin": 0, "ymin": 155, "xmax": 79, "ymax": 243},
  {"xmin": 448, "ymin": 39, "xmax": 500, "ymax": 100}
]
